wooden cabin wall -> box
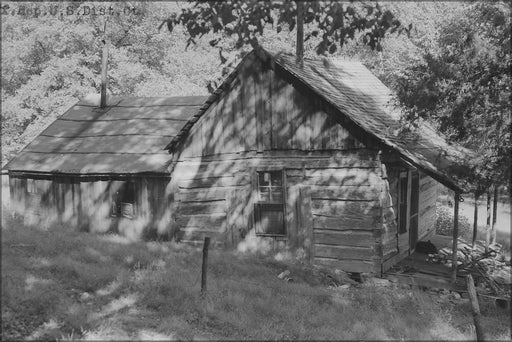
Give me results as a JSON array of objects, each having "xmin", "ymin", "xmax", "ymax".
[
  {"xmin": 417, "ymin": 172, "xmax": 438, "ymax": 241},
  {"xmin": 178, "ymin": 55, "xmax": 364, "ymax": 158},
  {"xmin": 171, "ymin": 150, "xmax": 385, "ymax": 274},
  {"xmin": 7, "ymin": 174, "xmax": 171, "ymax": 239}
]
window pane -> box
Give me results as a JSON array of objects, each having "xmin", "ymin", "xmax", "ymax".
[
  {"xmin": 255, "ymin": 203, "xmax": 285, "ymax": 235},
  {"xmin": 259, "ymin": 187, "xmax": 270, "ymax": 202},
  {"xmin": 258, "ymin": 172, "xmax": 270, "ymax": 186},
  {"xmin": 270, "ymin": 190, "xmax": 283, "ymax": 202},
  {"xmin": 270, "ymin": 171, "xmax": 282, "ymax": 187}
]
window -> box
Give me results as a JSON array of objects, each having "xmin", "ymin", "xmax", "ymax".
[
  {"xmin": 254, "ymin": 171, "xmax": 285, "ymax": 236},
  {"xmin": 112, "ymin": 181, "xmax": 136, "ymax": 219},
  {"xmin": 26, "ymin": 179, "xmax": 38, "ymax": 194}
]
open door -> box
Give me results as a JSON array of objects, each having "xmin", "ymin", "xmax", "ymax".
[
  {"xmin": 397, "ymin": 171, "xmax": 409, "ymax": 253},
  {"xmin": 397, "ymin": 170, "xmax": 420, "ymax": 254},
  {"xmin": 409, "ymin": 172, "xmax": 419, "ymax": 251}
]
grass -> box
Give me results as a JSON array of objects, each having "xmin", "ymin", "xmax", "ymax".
[{"xmin": 2, "ymin": 214, "xmax": 511, "ymax": 341}]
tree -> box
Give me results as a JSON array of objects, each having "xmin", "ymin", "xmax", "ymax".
[
  {"xmin": 1, "ymin": 1, "xmax": 219, "ymax": 165},
  {"xmin": 163, "ymin": 0, "xmax": 407, "ymax": 56},
  {"xmin": 393, "ymin": 2, "xmax": 511, "ymax": 247}
]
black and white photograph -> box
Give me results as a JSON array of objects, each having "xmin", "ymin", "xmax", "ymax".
[{"xmin": 1, "ymin": 1, "xmax": 510, "ymax": 340}]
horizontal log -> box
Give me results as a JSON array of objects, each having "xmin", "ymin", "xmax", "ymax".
[
  {"xmin": 309, "ymin": 187, "xmax": 380, "ymax": 201},
  {"xmin": 176, "ymin": 188, "xmax": 230, "ymax": 202},
  {"xmin": 314, "ymin": 244, "xmax": 374, "ymax": 260},
  {"xmin": 176, "ymin": 149, "xmax": 379, "ymax": 162},
  {"xmin": 313, "ymin": 213, "xmax": 380, "ymax": 230},
  {"xmin": 314, "ymin": 257, "xmax": 377, "ymax": 274},
  {"xmin": 311, "ymin": 199, "xmax": 380, "ymax": 216},
  {"xmin": 313, "ymin": 229, "xmax": 375, "ymax": 248},
  {"xmin": 287, "ymin": 169, "xmax": 381, "ymax": 187},
  {"xmin": 177, "ymin": 174, "xmax": 250, "ymax": 189},
  {"xmin": 175, "ymin": 213, "xmax": 226, "ymax": 229},
  {"xmin": 177, "ymin": 201, "xmax": 226, "ymax": 215}
]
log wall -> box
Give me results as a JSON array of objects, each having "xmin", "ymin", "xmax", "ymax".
[
  {"xmin": 8, "ymin": 174, "xmax": 172, "ymax": 239},
  {"xmin": 170, "ymin": 151, "xmax": 385, "ymax": 273}
]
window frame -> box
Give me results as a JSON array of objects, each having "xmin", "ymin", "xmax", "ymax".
[
  {"xmin": 254, "ymin": 170, "xmax": 287, "ymax": 237},
  {"xmin": 111, "ymin": 181, "xmax": 136, "ymax": 219}
]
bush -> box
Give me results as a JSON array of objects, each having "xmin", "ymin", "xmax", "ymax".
[{"xmin": 435, "ymin": 205, "xmax": 471, "ymax": 237}]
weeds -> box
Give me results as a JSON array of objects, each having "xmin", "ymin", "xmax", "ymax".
[{"xmin": 2, "ymin": 215, "xmax": 511, "ymax": 340}]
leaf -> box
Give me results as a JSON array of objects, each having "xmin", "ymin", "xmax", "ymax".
[{"xmin": 328, "ymin": 43, "xmax": 337, "ymax": 54}]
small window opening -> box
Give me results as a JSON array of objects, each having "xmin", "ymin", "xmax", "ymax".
[
  {"xmin": 254, "ymin": 171, "xmax": 285, "ymax": 236},
  {"xmin": 112, "ymin": 181, "xmax": 136, "ymax": 219},
  {"xmin": 27, "ymin": 179, "xmax": 38, "ymax": 194}
]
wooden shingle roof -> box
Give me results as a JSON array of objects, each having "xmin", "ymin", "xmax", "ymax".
[{"xmin": 4, "ymin": 96, "xmax": 207, "ymax": 174}]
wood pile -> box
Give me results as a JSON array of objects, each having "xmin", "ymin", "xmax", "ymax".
[{"xmin": 427, "ymin": 238, "xmax": 511, "ymax": 298}]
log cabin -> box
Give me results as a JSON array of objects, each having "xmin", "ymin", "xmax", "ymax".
[
  {"xmin": 4, "ymin": 46, "xmax": 472, "ymax": 275},
  {"xmin": 164, "ymin": 46, "xmax": 472, "ymax": 274}
]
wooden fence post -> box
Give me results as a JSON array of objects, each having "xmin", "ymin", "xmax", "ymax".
[
  {"xmin": 466, "ymin": 274, "xmax": 485, "ymax": 342},
  {"xmin": 201, "ymin": 237, "xmax": 210, "ymax": 296}
]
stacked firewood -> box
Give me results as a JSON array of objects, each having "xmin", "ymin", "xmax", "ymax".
[{"xmin": 427, "ymin": 239, "xmax": 511, "ymax": 298}]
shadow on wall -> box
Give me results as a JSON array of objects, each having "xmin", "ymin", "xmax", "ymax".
[
  {"xmin": 7, "ymin": 175, "xmax": 173, "ymax": 242},
  {"xmin": 171, "ymin": 60, "xmax": 387, "ymax": 261}
]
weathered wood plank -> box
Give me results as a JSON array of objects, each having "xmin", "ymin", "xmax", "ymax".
[
  {"xmin": 314, "ymin": 244, "xmax": 374, "ymax": 260},
  {"xmin": 314, "ymin": 257, "xmax": 376, "ymax": 273},
  {"xmin": 260, "ymin": 69, "xmax": 271, "ymax": 150},
  {"xmin": 176, "ymin": 188, "xmax": 230, "ymax": 202},
  {"xmin": 287, "ymin": 168, "xmax": 381, "ymax": 187},
  {"xmin": 310, "ymin": 109, "xmax": 327, "ymax": 149},
  {"xmin": 313, "ymin": 214, "xmax": 379, "ymax": 230},
  {"xmin": 225, "ymin": 82, "xmax": 244, "ymax": 153},
  {"xmin": 271, "ymin": 74, "xmax": 287, "ymax": 149},
  {"xmin": 310, "ymin": 187, "xmax": 380, "ymax": 201},
  {"xmin": 213, "ymin": 95, "xmax": 226, "ymax": 155},
  {"xmin": 293, "ymin": 88, "xmax": 312, "ymax": 151},
  {"xmin": 313, "ymin": 229, "xmax": 375, "ymax": 248},
  {"xmin": 298, "ymin": 186, "xmax": 313, "ymax": 260},
  {"xmin": 244, "ymin": 73, "xmax": 258, "ymax": 152},
  {"xmin": 176, "ymin": 150, "xmax": 379, "ymax": 163},
  {"xmin": 311, "ymin": 199, "xmax": 380, "ymax": 217},
  {"xmin": 175, "ymin": 213, "xmax": 226, "ymax": 229},
  {"xmin": 177, "ymin": 174, "xmax": 251, "ymax": 189},
  {"xmin": 177, "ymin": 200, "xmax": 226, "ymax": 215}
]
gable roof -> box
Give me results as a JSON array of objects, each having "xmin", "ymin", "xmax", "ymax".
[
  {"xmin": 166, "ymin": 47, "xmax": 472, "ymax": 192},
  {"xmin": 4, "ymin": 96, "xmax": 207, "ymax": 174}
]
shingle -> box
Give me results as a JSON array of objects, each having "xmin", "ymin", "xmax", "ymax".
[{"xmin": 4, "ymin": 96, "xmax": 207, "ymax": 174}]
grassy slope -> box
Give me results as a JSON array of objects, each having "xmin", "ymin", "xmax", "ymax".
[{"xmin": 2, "ymin": 217, "xmax": 510, "ymax": 341}]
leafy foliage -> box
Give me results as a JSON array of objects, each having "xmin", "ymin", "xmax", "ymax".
[
  {"xmin": 163, "ymin": 0, "xmax": 408, "ymax": 55},
  {"xmin": 393, "ymin": 2, "xmax": 511, "ymax": 190},
  {"xmin": 435, "ymin": 204, "xmax": 471, "ymax": 237},
  {"xmin": 1, "ymin": 1, "xmax": 217, "ymax": 165}
]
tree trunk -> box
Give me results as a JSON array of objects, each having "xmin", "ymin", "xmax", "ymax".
[
  {"xmin": 491, "ymin": 186, "xmax": 498, "ymax": 245},
  {"xmin": 485, "ymin": 191, "xmax": 491, "ymax": 252},
  {"xmin": 472, "ymin": 193, "xmax": 479, "ymax": 248},
  {"xmin": 296, "ymin": 0, "xmax": 304, "ymax": 63}
]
